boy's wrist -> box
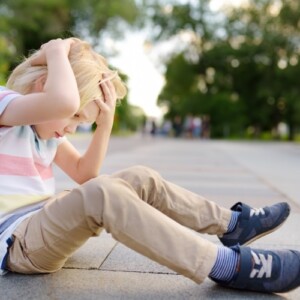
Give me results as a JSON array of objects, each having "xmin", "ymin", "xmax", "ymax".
[
  {"xmin": 46, "ymin": 49, "xmax": 69, "ymax": 64},
  {"xmin": 95, "ymin": 113, "xmax": 114, "ymax": 128},
  {"xmin": 96, "ymin": 118, "xmax": 114, "ymax": 128}
]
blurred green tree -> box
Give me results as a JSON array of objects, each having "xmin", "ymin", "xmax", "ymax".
[
  {"xmin": 0, "ymin": 0, "xmax": 139, "ymax": 58},
  {"xmin": 0, "ymin": 0, "xmax": 142, "ymax": 133},
  {"xmin": 146, "ymin": 0, "xmax": 300, "ymax": 139},
  {"xmin": 225, "ymin": 0, "xmax": 300, "ymax": 139}
]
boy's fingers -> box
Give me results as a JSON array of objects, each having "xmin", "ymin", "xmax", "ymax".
[
  {"xmin": 94, "ymin": 99, "xmax": 104, "ymax": 109},
  {"xmin": 31, "ymin": 38, "xmax": 75, "ymax": 66},
  {"xmin": 30, "ymin": 51, "xmax": 46, "ymax": 66},
  {"xmin": 100, "ymin": 82, "xmax": 115, "ymax": 102},
  {"xmin": 100, "ymin": 80, "xmax": 116, "ymax": 99}
]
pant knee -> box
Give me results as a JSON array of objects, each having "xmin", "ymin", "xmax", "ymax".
[
  {"xmin": 81, "ymin": 175, "xmax": 121, "ymax": 204},
  {"xmin": 113, "ymin": 165, "xmax": 161, "ymax": 185},
  {"xmin": 111, "ymin": 165, "xmax": 163, "ymax": 202},
  {"xmin": 81, "ymin": 175, "xmax": 137, "ymax": 209},
  {"xmin": 80, "ymin": 176, "xmax": 144, "ymax": 232}
]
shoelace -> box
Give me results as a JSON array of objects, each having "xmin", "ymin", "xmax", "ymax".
[
  {"xmin": 250, "ymin": 207, "xmax": 265, "ymax": 217},
  {"xmin": 250, "ymin": 250, "xmax": 272, "ymax": 278}
]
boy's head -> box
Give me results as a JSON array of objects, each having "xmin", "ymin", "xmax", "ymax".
[{"xmin": 6, "ymin": 37, "xmax": 127, "ymax": 110}]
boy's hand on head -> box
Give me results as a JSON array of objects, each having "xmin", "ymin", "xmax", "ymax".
[
  {"xmin": 30, "ymin": 38, "xmax": 75, "ymax": 66},
  {"xmin": 94, "ymin": 74, "xmax": 117, "ymax": 127}
]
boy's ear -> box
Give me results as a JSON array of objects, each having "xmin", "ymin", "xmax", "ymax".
[{"xmin": 33, "ymin": 75, "xmax": 47, "ymax": 92}]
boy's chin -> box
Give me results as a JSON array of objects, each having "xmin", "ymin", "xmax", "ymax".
[{"xmin": 35, "ymin": 130, "xmax": 51, "ymax": 140}]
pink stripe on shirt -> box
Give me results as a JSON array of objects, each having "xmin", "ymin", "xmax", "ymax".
[
  {"xmin": 0, "ymin": 154, "xmax": 53, "ymax": 180},
  {"xmin": 0, "ymin": 92, "xmax": 17, "ymax": 101},
  {"xmin": 34, "ymin": 162, "xmax": 53, "ymax": 180}
]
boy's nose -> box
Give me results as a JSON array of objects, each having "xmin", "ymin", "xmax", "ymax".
[{"xmin": 65, "ymin": 124, "xmax": 78, "ymax": 134}]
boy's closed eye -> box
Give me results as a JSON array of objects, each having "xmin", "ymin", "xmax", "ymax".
[{"xmin": 74, "ymin": 112, "xmax": 96, "ymax": 124}]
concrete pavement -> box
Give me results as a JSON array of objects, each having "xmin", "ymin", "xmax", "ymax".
[{"xmin": 1, "ymin": 134, "xmax": 300, "ymax": 299}]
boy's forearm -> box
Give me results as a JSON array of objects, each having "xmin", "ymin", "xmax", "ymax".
[
  {"xmin": 45, "ymin": 51, "xmax": 80, "ymax": 115},
  {"xmin": 76, "ymin": 123, "xmax": 113, "ymax": 183},
  {"xmin": 74, "ymin": 78, "xmax": 117, "ymax": 183}
]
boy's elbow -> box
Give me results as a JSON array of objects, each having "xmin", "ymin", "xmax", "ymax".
[
  {"xmin": 77, "ymin": 172, "xmax": 99, "ymax": 185},
  {"xmin": 64, "ymin": 100, "xmax": 80, "ymax": 116},
  {"xmin": 55, "ymin": 94, "xmax": 80, "ymax": 117}
]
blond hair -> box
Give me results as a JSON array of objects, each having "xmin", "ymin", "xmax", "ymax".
[{"xmin": 6, "ymin": 38, "xmax": 127, "ymax": 110}]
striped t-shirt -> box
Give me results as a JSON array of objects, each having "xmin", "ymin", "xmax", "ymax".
[{"xmin": 0, "ymin": 86, "xmax": 64, "ymax": 273}]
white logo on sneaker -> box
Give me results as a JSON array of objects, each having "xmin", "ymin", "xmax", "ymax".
[
  {"xmin": 250, "ymin": 251, "xmax": 272, "ymax": 278},
  {"xmin": 250, "ymin": 208, "xmax": 265, "ymax": 217}
]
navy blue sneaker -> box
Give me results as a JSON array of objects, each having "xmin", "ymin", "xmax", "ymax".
[
  {"xmin": 210, "ymin": 245, "xmax": 300, "ymax": 293},
  {"xmin": 219, "ymin": 202, "xmax": 290, "ymax": 247}
]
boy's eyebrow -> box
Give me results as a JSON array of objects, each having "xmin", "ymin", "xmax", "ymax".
[
  {"xmin": 76, "ymin": 111, "xmax": 88, "ymax": 121},
  {"xmin": 78, "ymin": 111, "xmax": 96, "ymax": 123}
]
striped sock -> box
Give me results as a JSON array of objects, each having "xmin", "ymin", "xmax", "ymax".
[
  {"xmin": 209, "ymin": 246, "xmax": 239, "ymax": 282},
  {"xmin": 226, "ymin": 211, "xmax": 240, "ymax": 233}
]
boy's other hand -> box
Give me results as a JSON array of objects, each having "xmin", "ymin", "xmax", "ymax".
[
  {"xmin": 94, "ymin": 74, "xmax": 117, "ymax": 126},
  {"xmin": 30, "ymin": 38, "xmax": 75, "ymax": 66}
]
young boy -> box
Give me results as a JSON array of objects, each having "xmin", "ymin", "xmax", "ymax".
[{"xmin": 0, "ymin": 38, "xmax": 299, "ymax": 294}]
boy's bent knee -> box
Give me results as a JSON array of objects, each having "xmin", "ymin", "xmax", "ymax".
[
  {"xmin": 80, "ymin": 175, "xmax": 122, "ymax": 199},
  {"xmin": 112, "ymin": 165, "xmax": 161, "ymax": 183}
]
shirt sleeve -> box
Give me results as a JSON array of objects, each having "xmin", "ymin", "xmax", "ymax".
[
  {"xmin": 58, "ymin": 136, "xmax": 67, "ymax": 145},
  {"xmin": 0, "ymin": 87, "xmax": 21, "ymax": 116}
]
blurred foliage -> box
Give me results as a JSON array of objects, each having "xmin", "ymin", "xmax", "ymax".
[
  {"xmin": 2, "ymin": 0, "xmax": 300, "ymax": 139},
  {"xmin": 144, "ymin": 0, "xmax": 300, "ymax": 140},
  {"xmin": 0, "ymin": 0, "xmax": 139, "ymax": 57},
  {"xmin": 0, "ymin": 0, "xmax": 144, "ymax": 132},
  {"xmin": 112, "ymin": 73, "xmax": 146, "ymax": 133},
  {"xmin": 0, "ymin": 37, "xmax": 10, "ymax": 85}
]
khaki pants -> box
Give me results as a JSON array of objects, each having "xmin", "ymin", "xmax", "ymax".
[{"xmin": 7, "ymin": 165, "xmax": 231, "ymax": 283}]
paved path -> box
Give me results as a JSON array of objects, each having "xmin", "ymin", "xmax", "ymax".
[{"xmin": 1, "ymin": 135, "xmax": 300, "ymax": 299}]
